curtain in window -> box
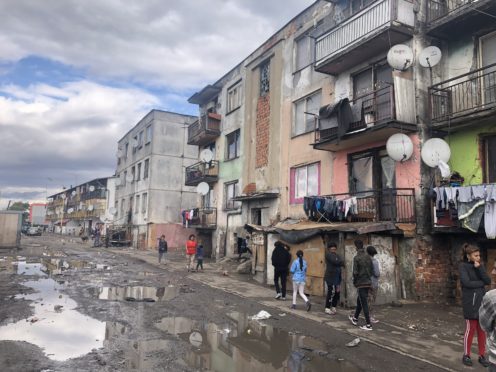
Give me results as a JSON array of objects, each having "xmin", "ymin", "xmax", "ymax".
[
  {"xmin": 351, "ymin": 156, "xmax": 373, "ymax": 193},
  {"xmin": 295, "ymin": 167, "xmax": 307, "ymax": 199}
]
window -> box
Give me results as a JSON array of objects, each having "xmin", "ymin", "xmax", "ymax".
[
  {"xmin": 226, "ymin": 130, "xmax": 240, "ymax": 160},
  {"xmin": 225, "ymin": 181, "xmax": 240, "ymax": 210},
  {"xmin": 142, "ymin": 193, "xmax": 147, "ymax": 213},
  {"xmin": 260, "ymin": 61, "xmax": 270, "ymax": 96},
  {"xmin": 227, "ymin": 81, "xmax": 242, "ymax": 113},
  {"xmin": 132, "ymin": 136, "xmax": 138, "ymax": 153},
  {"xmin": 290, "ymin": 163, "xmax": 320, "ymax": 204},
  {"xmin": 123, "ymin": 171, "xmax": 127, "ymax": 186},
  {"xmin": 483, "ymin": 135, "xmax": 496, "ymax": 183},
  {"xmin": 138, "ymin": 131, "xmax": 144, "ymax": 148},
  {"xmin": 135, "ymin": 195, "xmax": 140, "ymax": 214},
  {"xmin": 114, "ymin": 200, "xmax": 119, "ymax": 217},
  {"xmin": 353, "ymin": 64, "xmax": 392, "ymax": 99},
  {"xmin": 129, "ymin": 196, "xmax": 134, "ymax": 213},
  {"xmin": 293, "ymin": 90, "xmax": 321, "ymax": 136},
  {"xmin": 120, "ymin": 198, "xmax": 126, "ymax": 216},
  {"xmin": 145, "ymin": 125, "xmax": 152, "ymax": 144},
  {"xmin": 131, "ymin": 166, "xmax": 135, "ymax": 182},
  {"xmin": 137, "ymin": 163, "xmax": 142, "ymax": 181},
  {"xmin": 125, "ymin": 143, "xmax": 129, "ymax": 159},
  {"xmin": 295, "ymin": 36, "xmax": 313, "ymax": 71},
  {"xmin": 348, "ymin": 148, "xmax": 395, "ymax": 193},
  {"xmin": 144, "ymin": 159, "xmax": 149, "ymax": 179},
  {"xmin": 351, "ymin": 0, "xmax": 375, "ymax": 14}
]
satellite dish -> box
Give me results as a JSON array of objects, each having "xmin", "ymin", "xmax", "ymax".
[
  {"xmin": 196, "ymin": 182, "xmax": 210, "ymax": 196},
  {"xmin": 421, "ymin": 138, "xmax": 451, "ymax": 167},
  {"xmin": 387, "ymin": 44, "xmax": 414, "ymax": 71},
  {"xmin": 89, "ymin": 185, "xmax": 95, "ymax": 192},
  {"xmin": 71, "ymin": 191, "xmax": 76, "ymax": 196},
  {"xmin": 419, "ymin": 46, "xmax": 442, "ymax": 68},
  {"xmin": 67, "ymin": 208, "xmax": 74, "ymax": 214},
  {"xmin": 189, "ymin": 331, "xmax": 203, "ymax": 348},
  {"xmin": 109, "ymin": 207, "xmax": 117, "ymax": 215},
  {"xmin": 88, "ymin": 205, "xmax": 94, "ymax": 211},
  {"xmin": 200, "ymin": 149, "xmax": 214, "ymax": 162},
  {"xmin": 386, "ymin": 133, "xmax": 414, "ymax": 162},
  {"xmin": 126, "ymin": 173, "xmax": 134, "ymax": 183}
]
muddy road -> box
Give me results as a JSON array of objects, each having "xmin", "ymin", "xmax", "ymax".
[{"xmin": 0, "ymin": 235, "xmax": 442, "ymax": 371}]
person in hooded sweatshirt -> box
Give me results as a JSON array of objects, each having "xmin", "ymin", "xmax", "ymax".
[
  {"xmin": 324, "ymin": 241, "xmax": 344, "ymax": 315},
  {"xmin": 459, "ymin": 243, "xmax": 491, "ymax": 367},
  {"xmin": 272, "ymin": 241, "xmax": 291, "ymax": 300}
]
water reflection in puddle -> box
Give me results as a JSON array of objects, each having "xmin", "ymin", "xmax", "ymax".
[
  {"xmin": 0, "ymin": 263, "xmax": 106, "ymax": 361},
  {"xmin": 92, "ymin": 285, "xmax": 178, "ymax": 302},
  {"xmin": 156, "ymin": 311, "xmax": 361, "ymax": 371},
  {"xmin": 11, "ymin": 258, "xmax": 111, "ymax": 276}
]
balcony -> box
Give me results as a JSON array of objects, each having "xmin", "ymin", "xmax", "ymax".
[
  {"xmin": 314, "ymin": 0, "xmax": 414, "ymax": 75},
  {"xmin": 310, "ymin": 188, "xmax": 416, "ymax": 224},
  {"xmin": 185, "ymin": 161, "xmax": 219, "ymax": 186},
  {"xmin": 426, "ymin": 0, "xmax": 496, "ymax": 38},
  {"xmin": 188, "ymin": 208, "xmax": 217, "ymax": 230},
  {"xmin": 81, "ymin": 189, "xmax": 106, "ymax": 201},
  {"xmin": 313, "ymin": 85, "xmax": 417, "ymax": 152},
  {"xmin": 429, "ymin": 63, "xmax": 496, "ymax": 130},
  {"xmin": 187, "ymin": 113, "xmax": 221, "ymax": 146}
]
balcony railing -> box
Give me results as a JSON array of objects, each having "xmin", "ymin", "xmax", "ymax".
[
  {"xmin": 81, "ymin": 190, "xmax": 106, "ymax": 201},
  {"xmin": 314, "ymin": 188, "xmax": 416, "ymax": 224},
  {"xmin": 427, "ymin": 0, "xmax": 488, "ymax": 23},
  {"xmin": 315, "ymin": 85, "xmax": 395, "ymax": 143},
  {"xmin": 429, "ymin": 63, "xmax": 496, "ymax": 124},
  {"xmin": 314, "ymin": 0, "xmax": 414, "ymax": 75},
  {"xmin": 188, "ymin": 208, "xmax": 217, "ymax": 229},
  {"xmin": 185, "ymin": 161, "xmax": 219, "ymax": 186},
  {"xmin": 187, "ymin": 112, "xmax": 221, "ymax": 146}
]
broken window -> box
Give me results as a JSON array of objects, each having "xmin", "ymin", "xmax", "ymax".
[
  {"xmin": 260, "ymin": 61, "xmax": 270, "ymax": 97},
  {"xmin": 145, "ymin": 125, "xmax": 152, "ymax": 144},
  {"xmin": 144, "ymin": 159, "xmax": 149, "ymax": 179},
  {"xmin": 225, "ymin": 181, "xmax": 240, "ymax": 210},
  {"xmin": 226, "ymin": 130, "xmax": 240, "ymax": 160},
  {"xmin": 136, "ymin": 163, "xmax": 141, "ymax": 181},
  {"xmin": 227, "ymin": 81, "xmax": 242, "ymax": 113},
  {"xmin": 295, "ymin": 35, "xmax": 313, "ymax": 71}
]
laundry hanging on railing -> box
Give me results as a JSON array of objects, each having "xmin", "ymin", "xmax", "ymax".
[
  {"xmin": 181, "ymin": 208, "xmax": 200, "ymax": 227},
  {"xmin": 303, "ymin": 196, "xmax": 358, "ymax": 222},
  {"xmin": 433, "ymin": 184, "xmax": 496, "ymax": 238}
]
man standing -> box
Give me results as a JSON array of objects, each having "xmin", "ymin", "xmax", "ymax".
[
  {"xmin": 158, "ymin": 235, "xmax": 168, "ymax": 264},
  {"xmin": 349, "ymin": 239, "xmax": 374, "ymax": 331},
  {"xmin": 271, "ymin": 241, "xmax": 291, "ymax": 300},
  {"xmin": 324, "ymin": 242, "xmax": 344, "ymax": 315},
  {"xmin": 479, "ymin": 289, "xmax": 496, "ymax": 371}
]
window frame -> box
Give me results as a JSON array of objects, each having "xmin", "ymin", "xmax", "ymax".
[
  {"xmin": 135, "ymin": 195, "xmax": 140, "ymax": 214},
  {"xmin": 145, "ymin": 125, "xmax": 152, "ymax": 144},
  {"xmin": 224, "ymin": 180, "xmax": 240, "ymax": 211},
  {"xmin": 225, "ymin": 129, "xmax": 240, "ymax": 160},
  {"xmin": 142, "ymin": 193, "xmax": 147, "ymax": 214},
  {"xmin": 144, "ymin": 159, "xmax": 149, "ymax": 179},
  {"xmin": 290, "ymin": 162, "xmax": 321, "ymax": 204},
  {"xmin": 292, "ymin": 90, "xmax": 322, "ymax": 137},
  {"xmin": 260, "ymin": 60, "xmax": 270, "ymax": 97},
  {"xmin": 136, "ymin": 162, "xmax": 142, "ymax": 181},
  {"xmin": 294, "ymin": 35, "xmax": 314, "ymax": 72},
  {"xmin": 226, "ymin": 80, "xmax": 242, "ymax": 114}
]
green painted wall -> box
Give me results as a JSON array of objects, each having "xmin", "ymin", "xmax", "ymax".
[
  {"xmin": 448, "ymin": 123, "xmax": 496, "ymax": 185},
  {"xmin": 219, "ymin": 157, "xmax": 242, "ymax": 181}
]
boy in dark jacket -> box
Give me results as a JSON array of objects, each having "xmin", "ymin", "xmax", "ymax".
[
  {"xmin": 272, "ymin": 241, "xmax": 291, "ymax": 300},
  {"xmin": 324, "ymin": 242, "xmax": 344, "ymax": 315},
  {"xmin": 195, "ymin": 244, "xmax": 204, "ymax": 271},
  {"xmin": 158, "ymin": 235, "xmax": 168, "ymax": 264},
  {"xmin": 349, "ymin": 239, "xmax": 374, "ymax": 331}
]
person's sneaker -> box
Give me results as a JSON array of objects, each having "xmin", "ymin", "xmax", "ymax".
[
  {"xmin": 290, "ymin": 304, "xmax": 296, "ymax": 310},
  {"xmin": 275, "ymin": 293, "xmax": 282, "ymax": 299},
  {"xmin": 478, "ymin": 355, "xmax": 490, "ymax": 367},
  {"xmin": 462, "ymin": 355, "xmax": 473, "ymax": 366},
  {"xmin": 281, "ymin": 297, "xmax": 286, "ymax": 301},
  {"xmin": 348, "ymin": 315, "xmax": 358, "ymax": 326},
  {"xmin": 370, "ymin": 317, "xmax": 379, "ymax": 324},
  {"xmin": 325, "ymin": 308, "xmax": 332, "ymax": 314},
  {"xmin": 306, "ymin": 301, "xmax": 312, "ymax": 312},
  {"xmin": 330, "ymin": 307, "xmax": 337, "ymax": 315},
  {"xmin": 360, "ymin": 324, "xmax": 373, "ymax": 331}
]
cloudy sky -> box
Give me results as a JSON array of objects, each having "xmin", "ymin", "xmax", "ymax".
[{"xmin": 0, "ymin": 0, "xmax": 315, "ymax": 208}]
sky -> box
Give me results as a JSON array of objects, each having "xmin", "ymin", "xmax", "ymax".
[{"xmin": 0, "ymin": 0, "xmax": 316, "ymax": 209}]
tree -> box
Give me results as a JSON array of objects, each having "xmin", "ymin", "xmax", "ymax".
[{"xmin": 7, "ymin": 201, "xmax": 30, "ymax": 211}]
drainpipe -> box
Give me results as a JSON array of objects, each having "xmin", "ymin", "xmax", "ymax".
[{"xmin": 223, "ymin": 210, "xmax": 242, "ymax": 259}]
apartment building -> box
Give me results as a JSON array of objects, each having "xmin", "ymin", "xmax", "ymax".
[{"xmin": 114, "ymin": 109, "xmax": 198, "ymax": 250}]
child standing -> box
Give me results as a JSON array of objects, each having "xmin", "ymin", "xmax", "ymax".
[
  {"xmin": 196, "ymin": 244, "xmax": 204, "ymax": 271},
  {"xmin": 290, "ymin": 250, "xmax": 311, "ymax": 311},
  {"xmin": 157, "ymin": 235, "xmax": 168, "ymax": 264}
]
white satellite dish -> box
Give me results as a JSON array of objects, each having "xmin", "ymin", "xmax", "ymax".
[
  {"xmin": 387, "ymin": 44, "xmax": 414, "ymax": 71},
  {"xmin": 386, "ymin": 133, "xmax": 414, "ymax": 162},
  {"xmin": 126, "ymin": 173, "xmax": 134, "ymax": 183},
  {"xmin": 421, "ymin": 138, "xmax": 451, "ymax": 168},
  {"xmin": 71, "ymin": 191, "xmax": 76, "ymax": 196},
  {"xmin": 109, "ymin": 207, "xmax": 117, "ymax": 215},
  {"xmin": 88, "ymin": 205, "xmax": 94, "ymax": 211},
  {"xmin": 419, "ymin": 46, "xmax": 442, "ymax": 68},
  {"xmin": 67, "ymin": 208, "xmax": 74, "ymax": 214},
  {"xmin": 200, "ymin": 149, "xmax": 214, "ymax": 162},
  {"xmin": 89, "ymin": 185, "xmax": 95, "ymax": 192},
  {"xmin": 196, "ymin": 182, "xmax": 210, "ymax": 196}
]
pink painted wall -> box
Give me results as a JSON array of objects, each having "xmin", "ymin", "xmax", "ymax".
[
  {"xmin": 148, "ymin": 223, "xmax": 196, "ymax": 252},
  {"xmin": 332, "ymin": 134, "xmax": 421, "ymax": 193}
]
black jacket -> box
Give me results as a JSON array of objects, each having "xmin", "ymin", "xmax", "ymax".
[
  {"xmin": 158, "ymin": 239, "xmax": 168, "ymax": 252},
  {"xmin": 272, "ymin": 246, "xmax": 291, "ymax": 271},
  {"xmin": 459, "ymin": 261, "xmax": 491, "ymax": 319},
  {"xmin": 324, "ymin": 251, "xmax": 344, "ymax": 282},
  {"xmin": 352, "ymin": 249, "xmax": 373, "ymax": 288}
]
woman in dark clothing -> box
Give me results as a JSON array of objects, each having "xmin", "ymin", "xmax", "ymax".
[
  {"xmin": 272, "ymin": 241, "xmax": 291, "ymax": 300},
  {"xmin": 459, "ymin": 243, "xmax": 491, "ymax": 367},
  {"xmin": 324, "ymin": 242, "xmax": 344, "ymax": 315}
]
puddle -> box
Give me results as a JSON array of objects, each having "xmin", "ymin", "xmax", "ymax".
[
  {"xmin": 156, "ymin": 311, "xmax": 361, "ymax": 371},
  {"xmin": 92, "ymin": 285, "xmax": 178, "ymax": 302},
  {"xmin": 0, "ymin": 263, "xmax": 106, "ymax": 361},
  {"xmin": 10, "ymin": 258, "xmax": 111, "ymax": 276}
]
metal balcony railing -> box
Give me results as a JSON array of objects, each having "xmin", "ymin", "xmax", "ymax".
[
  {"xmin": 80, "ymin": 190, "xmax": 106, "ymax": 201},
  {"xmin": 316, "ymin": 0, "xmax": 392, "ymax": 67},
  {"xmin": 313, "ymin": 188, "xmax": 416, "ymax": 223},
  {"xmin": 185, "ymin": 161, "xmax": 219, "ymax": 186},
  {"xmin": 187, "ymin": 113, "xmax": 221, "ymax": 146},
  {"xmin": 188, "ymin": 208, "xmax": 217, "ymax": 229},
  {"xmin": 429, "ymin": 63, "xmax": 496, "ymax": 123},
  {"xmin": 315, "ymin": 85, "xmax": 395, "ymax": 143},
  {"xmin": 427, "ymin": 0, "xmax": 479, "ymax": 23}
]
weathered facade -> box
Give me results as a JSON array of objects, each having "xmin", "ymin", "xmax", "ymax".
[{"xmin": 114, "ymin": 109, "xmax": 198, "ymax": 250}]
